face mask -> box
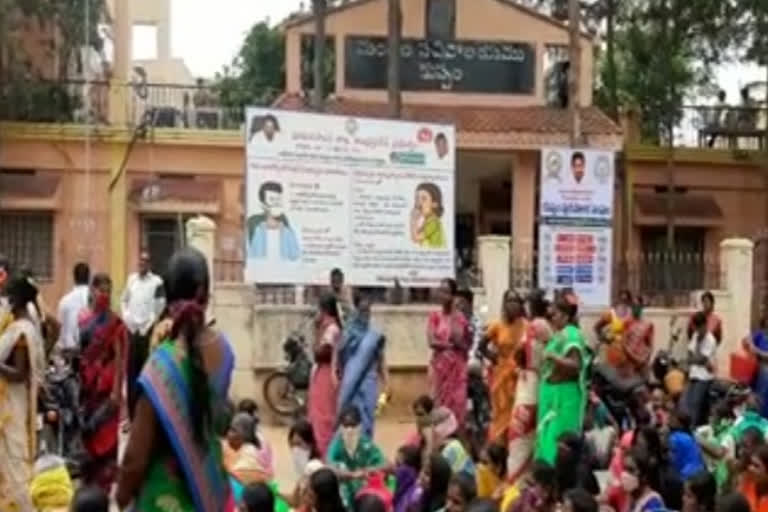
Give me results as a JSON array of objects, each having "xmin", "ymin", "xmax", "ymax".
[
  {"xmin": 341, "ymin": 425, "xmax": 361, "ymax": 455},
  {"xmin": 93, "ymin": 292, "xmax": 110, "ymax": 311},
  {"xmin": 620, "ymin": 471, "xmax": 639, "ymax": 492},
  {"xmin": 292, "ymin": 446, "xmax": 310, "ymax": 477}
]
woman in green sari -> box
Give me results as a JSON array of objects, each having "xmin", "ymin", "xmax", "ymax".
[{"xmin": 535, "ymin": 294, "xmax": 590, "ymax": 464}]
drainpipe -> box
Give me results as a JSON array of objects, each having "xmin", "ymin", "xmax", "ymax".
[{"xmin": 109, "ymin": 0, "xmax": 132, "ymax": 296}]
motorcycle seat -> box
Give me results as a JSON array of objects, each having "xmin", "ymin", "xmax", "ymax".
[{"xmin": 593, "ymin": 364, "xmax": 646, "ymax": 394}]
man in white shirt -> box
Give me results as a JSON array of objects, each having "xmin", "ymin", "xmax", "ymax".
[
  {"xmin": 121, "ymin": 250, "xmax": 164, "ymax": 418},
  {"xmin": 56, "ymin": 262, "xmax": 90, "ymax": 357},
  {"xmin": 683, "ymin": 311, "xmax": 718, "ymax": 427}
]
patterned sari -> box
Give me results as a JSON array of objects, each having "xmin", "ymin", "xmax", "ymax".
[
  {"xmin": 0, "ymin": 318, "xmax": 45, "ymax": 512},
  {"xmin": 134, "ymin": 339, "xmax": 235, "ymax": 512},
  {"xmin": 427, "ymin": 310, "xmax": 471, "ymax": 425},
  {"xmin": 535, "ymin": 324, "xmax": 589, "ymax": 464},
  {"xmin": 308, "ymin": 315, "xmax": 340, "ymax": 458},
  {"xmin": 79, "ymin": 308, "xmax": 126, "ymax": 490},
  {"xmin": 327, "ymin": 433, "xmax": 386, "ymax": 506},
  {"xmin": 486, "ymin": 318, "xmax": 526, "ymax": 442}
]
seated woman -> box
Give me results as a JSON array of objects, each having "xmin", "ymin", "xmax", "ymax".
[
  {"xmin": 223, "ymin": 412, "xmax": 274, "ymax": 492},
  {"xmin": 393, "ymin": 444, "xmax": 422, "ymax": 512},
  {"xmin": 624, "ymin": 448, "xmax": 665, "ymax": 512},
  {"xmin": 432, "ymin": 407, "xmax": 476, "ymax": 478},
  {"xmin": 327, "ymin": 406, "xmax": 388, "ymax": 507}
]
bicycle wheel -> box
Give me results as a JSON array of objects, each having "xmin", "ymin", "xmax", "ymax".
[{"xmin": 263, "ymin": 371, "xmax": 301, "ymax": 417}]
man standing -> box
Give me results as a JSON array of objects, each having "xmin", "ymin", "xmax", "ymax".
[
  {"xmin": 56, "ymin": 262, "xmax": 90, "ymax": 358},
  {"xmin": 330, "ymin": 268, "xmax": 353, "ymax": 324},
  {"xmin": 121, "ymin": 250, "xmax": 164, "ymax": 418}
]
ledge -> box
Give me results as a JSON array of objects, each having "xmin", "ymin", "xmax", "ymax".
[{"xmin": 626, "ymin": 143, "xmax": 766, "ymax": 166}]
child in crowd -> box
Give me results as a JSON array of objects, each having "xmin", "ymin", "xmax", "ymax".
[
  {"xmin": 445, "ymin": 473, "xmax": 478, "ymax": 512},
  {"xmin": 506, "ymin": 461, "xmax": 556, "ymax": 512},
  {"xmin": 476, "ymin": 441, "xmax": 507, "ymax": 499},
  {"xmin": 70, "ymin": 486, "xmax": 109, "ymax": 512}
]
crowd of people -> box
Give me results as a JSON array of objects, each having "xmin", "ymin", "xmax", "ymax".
[{"xmin": 3, "ymin": 246, "xmax": 768, "ymax": 512}]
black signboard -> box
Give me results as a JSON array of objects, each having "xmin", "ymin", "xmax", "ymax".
[{"xmin": 344, "ymin": 36, "xmax": 536, "ymax": 94}]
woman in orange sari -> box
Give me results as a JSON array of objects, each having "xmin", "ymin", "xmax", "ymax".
[{"xmin": 480, "ymin": 290, "xmax": 527, "ymax": 443}]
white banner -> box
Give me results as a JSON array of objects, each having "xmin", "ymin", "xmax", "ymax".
[
  {"xmin": 537, "ymin": 224, "xmax": 613, "ymax": 308},
  {"xmin": 539, "ymin": 147, "xmax": 615, "ymax": 222},
  {"xmin": 244, "ymin": 108, "xmax": 456, "ymax": 287}
]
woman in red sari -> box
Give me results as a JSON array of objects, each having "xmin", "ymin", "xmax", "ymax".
[
  {"xmin": 79, "ymin": 273, "xmax": 126, "ymax": 491},
  {"xmin": 427, "ymin": 278, "xmax": 471, "ymax": 425},
  {"xmin": 308, "ymin": 293, "xmax": 341, "ymax": 458}
]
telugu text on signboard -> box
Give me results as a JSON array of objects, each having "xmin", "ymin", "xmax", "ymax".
[{"xmin": 244, "ymin": 108, "xmax": 456, "ymax": 287}]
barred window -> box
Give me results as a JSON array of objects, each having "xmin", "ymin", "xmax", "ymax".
[
  {"xmin": 426, "ymin": 0, "xmax": 456, "ymax": 40},
  {"xmin": 0, "ymin": 212, "xmax": 54, "ymax": 279}
]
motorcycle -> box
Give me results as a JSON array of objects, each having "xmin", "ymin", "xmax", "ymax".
[
  {"xmin": 37, "ymin": 355, "xmax": 83, "ymax": 477},
  {"xmin": 263, "ymin": 329, "xmax": 313, "ymax": 418},
  {"xmin": 591, "ymin": 362, "xmax": 646, "ymax": 429}
]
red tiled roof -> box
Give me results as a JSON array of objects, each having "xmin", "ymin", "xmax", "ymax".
[{"xmin": 272, "ymin": 93, "xmax": 621, "ymax": 136}]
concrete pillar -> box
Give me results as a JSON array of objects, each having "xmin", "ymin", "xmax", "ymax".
[
  {"xmin": 720, "ymin": 238, "xmax": 754, "ymax": 349},
  {"xmin": 478, "ymin": 235, "xmax": 510, "ymax": 323},
  {"xmin": 511, "ymin": 156, "xmax": 536, "ymax": 262}
]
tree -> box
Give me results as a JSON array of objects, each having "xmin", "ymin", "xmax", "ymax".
[
  {"xmin": 387, "ymin": 0, "xmax": 402, "ymax": 118},
  {"xmin": 213, "ymin": 21, "xmax": 285, "ymax": 113}
]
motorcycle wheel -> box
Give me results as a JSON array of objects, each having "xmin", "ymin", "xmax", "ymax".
[{"xmin": 263, "ymin": 371, "xmax": 301, "ymax": 417}]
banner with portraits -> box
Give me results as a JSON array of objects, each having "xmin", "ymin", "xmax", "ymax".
[
  {"xmin": 538, "ymin": 147, "xmax": 616, "ymax": 307},
  {"xmin": 244, "ymin": 107, "xmax": 456, "ymax": 287}
]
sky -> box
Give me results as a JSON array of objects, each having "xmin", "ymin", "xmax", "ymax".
[{"xmin": 149, "ymin": 0, "xmax": 764, "ymax": 101}]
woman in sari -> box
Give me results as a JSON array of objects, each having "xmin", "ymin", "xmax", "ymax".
[
  {"xmin": 480, "ymin": 290, "xmax": 527, "ymax": 443},
  {"xmin": 427, "ymin": 278, "xmax": 471, "ymax": 426},
  {"xmin": 309, "ymin": 293, "xmax": 342, "ymax": 458},
  {"xmin": 594, "ymin": 289, "xmax": 633, "ymax": 370},
  {"xmin": 116, "ymin": 248, "xmax": 236, "ymax": 511},
  {"xmin": 0, "ymin": 275, "xmax": 46, "ymax": 512},
  {"xmin": 506, "ymin": 291, "xmax": 552, "ymax": 485},
  {"xmin": 79, "ymin": 273, "xmax": 126, "ymax": 491},
  {"xmin": 223, "ymin": 412, "xmax": 274, "ymax": 487},
  {"xmin": 337, "ymin": 290, "xmax": 388, "ymax": 439},
  {"xmin": 535, "ymin": 294, "xmax": 590, "ymax": 465}
]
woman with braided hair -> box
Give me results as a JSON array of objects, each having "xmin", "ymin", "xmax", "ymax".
[{"xmin": 116, "ymin": 248, "xmax": 236, "ymax": 511}]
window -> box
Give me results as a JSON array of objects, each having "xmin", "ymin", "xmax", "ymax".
[
  {"xmin": 0, "ymin": 212, "xmax": 54, "ymax": 279},
  {"xmin": 426, "ymin": 0, "xmax": 456, "ymax": 40},
  {"xmin": 639, "ymin": 227, "xmax": 707, "ymax": 293},
  {"xmin": 141, "ymin": 216, "xmax": 188, "ymax": 277}
]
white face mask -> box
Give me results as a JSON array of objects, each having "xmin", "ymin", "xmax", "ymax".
[
  {"xmin": 292, "ymin": 446, "xmax": 311, "ymax": 477},
  {"xmin": 620, "ymin": 471, "xmax": 639, "ymax": 492},
  {"xmin": 341, "ymin": 425, "xmax": 362, "ymax": 455}
]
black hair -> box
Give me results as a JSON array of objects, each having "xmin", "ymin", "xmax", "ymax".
[
  {"xmin": 71, "ymin": 486, "xmax": 109, "ymax": 512},
  {"xmin": 353, "ymin": 288, "xmax": 373, "ymax": 309},
  {"xmin": 619, "ymin": 289, "xmax": 633, "ymax": 303},
  {"xmin": 264, "ymin": 114, "xmax": 279, "ymax": 128},
  {"xmin": 91, "ymin": 272, "xmax": 111, "ymax": 289},
  {"xmin": 531, "ymin": 460, "xmax": 556, "ymax": 487},
  {"xmin": 527, "ymin": 289, "xmax": 550, "ymax": 318},
  {"xmin": 318, "ymin": 292, "xmax": 341, "ymax": 325},
  {"xmin": 340, "ymin": 405, "xmax": 362, "ymax": 426},
  {"xmin": 467, "ymin": 499, "xmax": 500, "ymax": 512},
  {"xmin": 692, "ymin": 311, "xmax": 708, "ymax": 328},
  {"xmin": 289, "ymin": 418, "xmax": 321, "ymax": 459},
  {"xmin": 701, "ymin": 291, "xmax": 715, "ymax": 306},
  {"xmin": 686, "ymin": 471, "xmax": 716, "ymax": 512},
  {"xmin": 416, "ymin": 182, "xmax": 444, "ymax": 217},
  {"xmin": 572, "ymin": 151, "xmax": 586, "ymax": 165},
  {"xmin": 310, "ymin": 468, "xmax": 347, "ymax": 512},
  {"xmin": 73, "ymin": 262, "xmax": 90, "ymax": 286},
  {"xmin": 413, "ymin": 395, "xmax": 434, "ymax": 414},
  {"xmin": 165, "ymin": 248, "xmax": 212, "ymax": 445},
  {"xmin": 237, "ymin": 399, "xmax": 259, "ymax": 417},
  {"xmin": 716, "ymin": 493, "xmax": 751, "ymax": 512},
  {"xmin": 422, "ymin": 454, "xmax": 452, "ymax": 512},
  {"xmin": 627, "ymin": 447, "xmax": 657, "ymax": 488},
  {"xmin": 741, "ymin": 426, "xmax": 765, "ymax": 448},
  {"xmin": 456, "ymin": 288, "xmax": 474, "ymax": 305},
  {"xmin": 330, "ymin": 268, "xmax": 344, "ymax": 279},
  {"xmin": 563, "ymin": 488, "xmax": 598, "ymax": 512},
  {"xmin": 435, "ymin": 133, "xmax": 448, "ymax": 143},
  {"xmin": 354, "ymin": 494, "xmax": 387, "ymax": 512},
  {"xmin": 242, "ymin": 482, "xmax": 275, "ymax": 512},
  {"xmin": 398, "ymin": 443, "xmax": 423, "ymax": 471},
  {"xmin": 6, "ymin": 273, "xmax": 38, "ymax": 315},
  {"xmin": 485, "ymin": 441, "xmax": 508, "ymax": 477},
  {"xmin": 258, "ymin": 181, "xmax": 283, "ymax": 203},
  {"xmin": 449, "ymin": 473, "xmax": 478, "ymax": 507},
  {"xmin": 554, "ymin": 297, "xmax": 579, "ymax": 326},
  {"xmin": 441, "ymin": 278, "xmax": 458, "ymax": 296},
  {"xmin": 670, "ymin": 408, "xmax": 693, "ymax": 434}
]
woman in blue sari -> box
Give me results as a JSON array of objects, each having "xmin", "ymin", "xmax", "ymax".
[
  {"xmin": 116, "ymin": 248, "xmax": 236, "ymax": 512},
  {"xmin": 746, "ymin": 317, "xmax": 768, "ymax": 418},
  {"xmin": 336, "ymin": 291, "xmax": 389, "ymax": 439}
]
